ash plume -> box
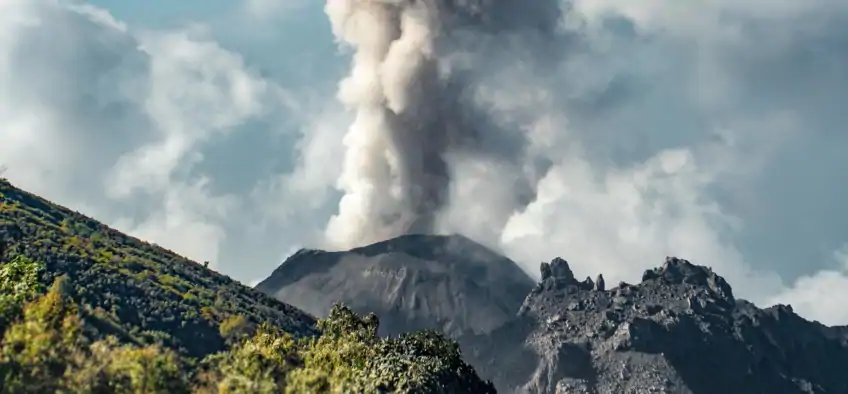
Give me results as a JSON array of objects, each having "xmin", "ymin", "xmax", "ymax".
[{"xmin": 324, "ymin": 0, "xmax": 558, "ymax": 248}]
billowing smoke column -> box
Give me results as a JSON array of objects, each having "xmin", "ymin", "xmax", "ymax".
[
  {"xmin": 325, "ymin": 0, "xmax": 463, "ymax": 247},
  {"xmin": 324, "ymin": 0, "xmax": 558, "ymax": 248}
]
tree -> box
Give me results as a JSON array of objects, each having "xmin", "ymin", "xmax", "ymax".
[
  {"xmin": 0, "ymin": 255, "xmax": 44, "ymax": 327},
  {"xmin": 287, "ymin": 305, "xmax": 496, "ymax": 393},
  {"xmin": 219, "ymin": 315, "xmax": 250, "ymax": 343},
  {"xmin": 0, "ymin": 276, "xmax": 190, "ymax": 394},
  {"xmin": 0, "ymin": 256, "xmax": 494, "ymax": 393},
  {"xmin": 195, "ymin": 324, "xmax": 301, "ymax": 393},
  {"xmin": 0, "ymin": 277, "xmax": 85, "ymax": 392}
]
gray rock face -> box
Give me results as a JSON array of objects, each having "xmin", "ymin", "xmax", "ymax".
[
  {"xmin": 257, "ymin": 237, "xmax": 848, "ymax": 394},
  {"xmin": 477, "ymin": 256, "xmax": 848, "ymax": 394},
  {"xmin": 255, "ymin": 234, "xmax": 535, "ymax": 338}
]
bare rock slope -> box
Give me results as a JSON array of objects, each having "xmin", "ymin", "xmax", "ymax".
[
  {"xmin": 480, "ymin": 257, "xmax": 848, "ymax": 394},
  {"xmin": 255, "ymin": 234, "xmax": 535, "ymax": 338}
]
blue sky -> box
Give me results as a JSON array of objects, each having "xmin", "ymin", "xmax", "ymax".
[
  {"xmin": 89, "ymin": 0, "xmax": 342, "ymax": 89},
  {"xmin": 88, "ymin": 0, "xmax": 233, "ymax": 26},
  {"xmin": 3, "ymin": 0, "xmax": 848, "ymax": 325}
]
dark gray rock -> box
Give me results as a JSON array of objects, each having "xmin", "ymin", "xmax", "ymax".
[
  {"xmin": 255, "ymin": 234, "xmax": 535, "ymax": 338},
  {"xmin": 550, "ymin": 257, "xmax": 575, "ymax": 282},
  {"xmin": 594, "ymin": 274, "xmax": 605, "ymax": 291},
  {"xmin": 541, "ymin": 262, "xmax": 553, "ymax": 281},
  {"xmin": 641, "ymin": 257, "xmax": 734, "ymax": 302},
  {"xmin": 483, "ymin": 256, "xmax": 848, "ymax": 393}
]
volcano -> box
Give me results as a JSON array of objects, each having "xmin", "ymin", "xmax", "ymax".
[{"xmin": 255, "ymin": 234, "xmax": 535, "ymax": 338}]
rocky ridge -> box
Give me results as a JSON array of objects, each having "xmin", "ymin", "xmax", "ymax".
[
  {"xmin": 258, "ymin": 234, "xmax": 848, "ymax": 394},
  {"xmin": 498, "ymin": 256, "xmax": 848, "ymax": 394}
]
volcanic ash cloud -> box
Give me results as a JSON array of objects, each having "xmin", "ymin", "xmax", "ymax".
[
  {"xmin": 325, "ymin": 0, "xmax": 458, "ymax": 248},
  {"xmin": 323, "ymin": 0, "xmax": 558, "ymax": 249}
]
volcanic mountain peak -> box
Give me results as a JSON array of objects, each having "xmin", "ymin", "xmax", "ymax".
[
  {"xmin": 351, "ymin": 233, "xmax": 504, "ymax": 261},
  {"xmin": 351, "ymin": 233, "xmax": 531, "ymax": 283},
  {"xmin": 256, "ymin": 233, "xmax": 535, "ymax": 337}
]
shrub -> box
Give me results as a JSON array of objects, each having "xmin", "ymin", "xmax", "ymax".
[
  {"xmin": 0, "ymin": 257, "xmax": 495, "ymax": 393},
  {"xmin": 0, "ymin": 255, "xmax": 44, "ymax": 327}
]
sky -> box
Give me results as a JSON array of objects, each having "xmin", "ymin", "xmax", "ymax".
[{"xmin": 2, "ymin": 0, "xmax": 848, "ymax": 325}]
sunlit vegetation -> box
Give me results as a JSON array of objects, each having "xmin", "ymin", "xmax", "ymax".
[
  {"xmin": 0, "ymin": 178, "xmax": 317, "ymax": 358},
  {"xmin": 0, "ymin": 260, "xmax": 494, "ymax": 393},
  {"xmin": 0, "ymin": 179, "xmax": 495, "ymax": 393}
]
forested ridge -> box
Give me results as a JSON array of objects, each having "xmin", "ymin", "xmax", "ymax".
[{"xmin": 0, "ymin": 178, "xmax": 316, "ymax": 357}]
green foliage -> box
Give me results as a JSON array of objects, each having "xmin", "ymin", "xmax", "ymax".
[
  {"xmin": 219, "ymin": 315, "xmax": 251, "ymax": 344},
  {"xmin": 0, "ymin": 255, "xmax": 44, "ymax": 327},
  {"xmin": 0, "ymin": 278, "xmax": 189, "ymax": 393},
  {"xmin": 196, "ymin": 324, "xmax": 302, "ymax": 393},
  {"xmin": 198, "ymin": 305, "xmax": 495, "ymax": 394},
  {"xmin": 0, "ymin": 286, "xmax": 494, "ymax": 393},
  {"xmin": 0, "ymin": 278, "xmax": 84, "ymax": 393},
  {"xmin": 0, "ymin": 178, "xmax": 316, "ymax": 358},
  {"xmin": 287, "ymin": 305, "xmax": 497, "ymax": 394},
  {"xmin": 70, "ymin": 337, "xmax": 188, "ymax": 393}
]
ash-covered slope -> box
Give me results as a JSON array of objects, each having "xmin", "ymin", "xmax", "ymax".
[
  {"xmin": 487, "ymin": 257, "xmax": 848, "ymax": 394},
  {"xmin": 255, "ymin": 234, "xmax": 535, "ymax": 337}
]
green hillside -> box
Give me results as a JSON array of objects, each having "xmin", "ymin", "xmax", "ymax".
[
  {"xmin": 0, "ymin": 178, "xmax": 495, "ymax": 393},
  {"xmin": 0, "ymin": 178, "xmax": 316, "ymax": 357}
]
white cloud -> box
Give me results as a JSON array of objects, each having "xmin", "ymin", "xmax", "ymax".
[
  {"xmin": 0, "ymin": 0, "xmax": 303, "ymax": 271},
  {"xmin": 112, "ymin": 178, "xmax": 238, "ymax": 266},
  {"xmin": 107, "ymin": 27, "xmax": 272, "ymax": 198},
  {"xmin": 424, "ymin": 0, "xmax": 848, "ymax": 320},
  {"xmin": 769, "ymin": 245, "xmax": 848, "ymax": 325}
]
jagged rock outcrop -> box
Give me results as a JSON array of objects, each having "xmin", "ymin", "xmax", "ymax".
[
  {"xmin": 491, "ymin": 256, "xmax": 848, "ymax": 394},
  {"xmin": 594, "ymin": 274, "xmax": 604, "ymax": 291}
]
